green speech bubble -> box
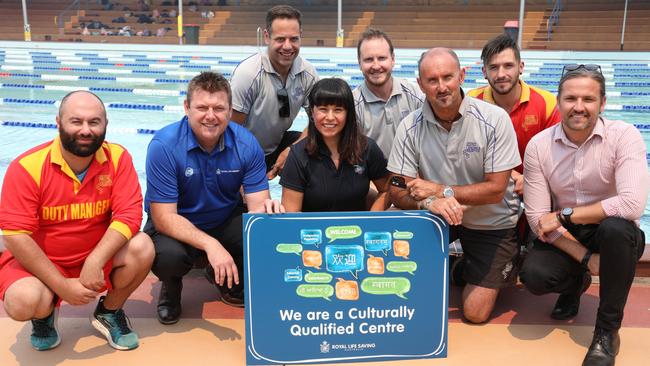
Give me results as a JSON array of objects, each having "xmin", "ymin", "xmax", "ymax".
[
  {"xmin": 304, "ymin": 271, "xmax": 333, "ymax": 283},
  {"xmin": 386, "ymin": 261, "xmax": 418, "ymax": 275},
  {"xmin": 325, "ymin": 225, "xmax": 362, "ymax": 242},
  {"xmin": 276, "ymin": 243, "xmax": 303, "ymax": 256},
  {"xmin": 360, "ymin": 277, "xmax": 411, "ymax": 299},
  {"xmin": 296, "ymin": 284, "xmax": 334, "ymax": 301},
  {"xmin": 393, "ymin": 230, "xmax": 414, "ymax": 240}
]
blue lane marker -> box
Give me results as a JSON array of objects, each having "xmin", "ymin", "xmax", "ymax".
[
  {"xmin": 1, "ymin": 121, "xmax": 157, "ymax": 134},
  {"xmin": 107, "ymin": 103, "xmax": 165, "ymax": 110},
  {"xmin": 89, "ymin": 87, "xmax": 135, "ymax": 93},
  {"xmin": 34, "ymin": 66, "xmax": 99, "ymax": 72},
  {"xmin": 1, "ymin": 83, "xmax": 45, "ymax": 89},
  {"xmin": 2, "ymin": 98, "xmax": 55, "ymax": 105},
  {"xmin": 79, "ymin": 75, "xmax": 118, "ymax": 81},
  {"xmin": 132, "ymin": 70, "xmax": 167, "ymax": 74}
]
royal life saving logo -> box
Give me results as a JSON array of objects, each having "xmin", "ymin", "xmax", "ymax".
[{"xmin": 462, "ymin": 142, "xmax": 480, "ymax": 159}]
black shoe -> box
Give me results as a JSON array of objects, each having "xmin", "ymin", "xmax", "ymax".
[
  {"xmin": 220, "ymin": 288, "xmax": 245, "ymax": 308},
  {"xmin": 205, "ymin": 265, "xmax": 245, "ymax": 308},
  {"xmin": 582, "ymin": 327, "xmax": 620, "ymax": 366},
  {"xmin": 157, "ymin": 280, "xmax": 182, "ymax": 325},
  {"xmin": 551, "ymin": 272, "xmax": 592, "ymax": 320},
  {"xmin": 450, "ymin": 255, "xmax": 467, "ymax": 287}
]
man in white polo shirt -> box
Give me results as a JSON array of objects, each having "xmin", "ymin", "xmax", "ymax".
[
  {"xmin": 388, "ymin": 48, "xmax": 521, "ymax": 324},
  {"xmin": 230, "ymin": 5, "xmax": 318, "ymax": 179},
  {"xmin": 353, "ymin": 28, "xmax": 423, "ymax": 157}
]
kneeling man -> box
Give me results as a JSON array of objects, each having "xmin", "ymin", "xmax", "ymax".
[{"xmin": 0, "ymin": 91, "xmax": 154, "ymax": 351}]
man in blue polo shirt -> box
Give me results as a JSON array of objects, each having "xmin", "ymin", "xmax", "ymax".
[{"xmin": 145, "ymin": 72, "xmax": 283, "ymax": 325}]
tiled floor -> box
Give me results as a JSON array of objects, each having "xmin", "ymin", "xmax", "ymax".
[{"xmin": 1, "ymin": 275, "xmax": 649, "ymax": 366}]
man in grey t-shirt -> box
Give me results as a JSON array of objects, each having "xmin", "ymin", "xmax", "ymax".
[
  {"xmin": 352, "ymin": 28, "xmax": 423, "ymax": 157},
  {"xmin": 230, "ymin": 5, "xmax": 318, "ymax": 179},
  {"xmin": 388, "ymin": 48, "xmax": 521, "ymax": 324}
]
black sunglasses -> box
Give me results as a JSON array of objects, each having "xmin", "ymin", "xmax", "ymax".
[
  {"xmin": 276, "ymin": 88, "xmax": 290, "ymax": 118},
  {"xmin": 561, "ymin": 64, "xmax": 602, "ymax": 77}
]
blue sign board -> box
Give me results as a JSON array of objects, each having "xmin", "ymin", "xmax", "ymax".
[{"xmin": 244, "ymin": 211, "xmax": 449, "ymax": 365}]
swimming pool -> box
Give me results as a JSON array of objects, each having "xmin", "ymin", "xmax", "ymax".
[{"xmin": 1, "ymin": 41, "xmax": 649, "ymax": 233}]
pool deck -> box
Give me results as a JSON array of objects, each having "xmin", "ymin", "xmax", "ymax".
[{"xmin": 1, "ymin": 273, "xmax": 649, "ymax": 366}]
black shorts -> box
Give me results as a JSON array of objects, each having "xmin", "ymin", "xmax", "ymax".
[{"xmin": 450, "ymin": 226, "xmax": 519, "ymax": 289}]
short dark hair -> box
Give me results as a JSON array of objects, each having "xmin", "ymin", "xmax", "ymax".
[
  {"xmin": 59, "ymin": 90, "xmax": 106, "ymax": 119},
  {"xmin": 186, "ymin": 71, "xmax": 231, "ymax": 106},
  {"xmin": 356, "ymin": 28, "xmax": 394, "ymax": 59},
  {"xmin": 558, "ymin": 68, "xmax": 606, "ymax": 99},
  {"xmin": 306, "ymin": 78, "xmax": 367, "ymax": 165},
  {"xmin": 266, "ymin": 5, "xmax": 302, "ymax": 33},
  {"xmin": 480, "ymin": 33, "xmax": 520, "ymax": 66}
]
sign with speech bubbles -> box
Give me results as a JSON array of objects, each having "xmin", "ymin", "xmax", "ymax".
[{"xmin": 244, "ymin": 211, "xmax": 449, "ymax": 365}]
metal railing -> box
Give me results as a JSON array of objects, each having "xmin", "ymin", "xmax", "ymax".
[
  {"xmin": 256, "ymin": 26, "xmax": 263, "ymax": 50},
  {"xmin": 546, "ymin": 0, "xmax": 563, "ymax": 41}
]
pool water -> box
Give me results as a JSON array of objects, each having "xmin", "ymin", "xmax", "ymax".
[{"xmin": 1, "ymin": 44, "xmax": 649, "ymax": 233}]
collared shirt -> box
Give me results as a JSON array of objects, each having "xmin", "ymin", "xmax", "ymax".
[
  {"xmin": 353, "ymin": 77, "xmax": 424, "ymax": 157},
  {"xmin": 230, "ymin": 52, "xmax": 318, "ymax": 154},
  {"xmin": 468, "ymin": 80, "xmax": 561, "ymax": 173},
  {"xmin": 145, "ymin": 117, "xmax": 268, "ymax": 230},
  {"xmin": 387, "ymin": 96, "xmax": 521, "ymax": 230},
  {"xmin": 524, "ymin": 117, "xmax": 649, "ymax": 243},
  {"xmin": 280, "ymin": 138, "xmax": 388, "ymax": 212},
  {"xmin": 0, "ymin": 137, "xmax": 142, "ymax": 267}
]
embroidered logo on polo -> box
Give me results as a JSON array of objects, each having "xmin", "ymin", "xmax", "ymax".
[
  {"xmin": 96, "ymin": 174, "xmax": 113, "ymax": 193},
  {"xmin": 292, "ymin": 86, "xmax": 304, "ymax": 100},
  {"xmin": 353, "ymin": 165, "xmax": 365, "ymax": 175},
  {"xmin": 185, "ymin": 167, "xmax": 194, "ymax": 177},
  {"xmin": 216, "ymin": 168, "xmax": 240, "ymax": 175},
  {"xmin": 462, "ymin": 142, "xmax": 480, "ymax": 159},
  {"xmin": 522, "ymin": 114, "xmax": 539, "ymax": 132}
]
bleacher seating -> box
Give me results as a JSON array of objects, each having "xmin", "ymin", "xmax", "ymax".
[
  {"xmin": 0, "ymin": 0, "xmax": 646, "ymax": 51},
  {"xmin": 527, "ymin": 0, "xmax": 650, "ymax": 50}
]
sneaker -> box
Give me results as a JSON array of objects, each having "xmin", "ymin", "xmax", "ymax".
[
  {"xmin": 91, "ymin": 296, "xmax": 139, "ymax": 350},
  {"xmin": 30, "ymin": 308, "xmax": 60, "ymax": 351}
]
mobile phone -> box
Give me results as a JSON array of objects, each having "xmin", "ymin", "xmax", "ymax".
[{"xmin": 390, "ymin": 175, "xmax": 407, "ymax": 189}]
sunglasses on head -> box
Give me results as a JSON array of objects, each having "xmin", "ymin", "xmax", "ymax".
[
  {"xmin": 276, "ymin": 88, "xmax": 290, "ymax": 118},
  {"xmin": 561, "ymin": 64, "xmax": 602, "ymax": 77}
]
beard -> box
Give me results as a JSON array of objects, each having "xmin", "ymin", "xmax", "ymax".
[
  {"xmin": 59, "ymin": 126, "xmax": 106, "ymax": 157},
  {"xmin": 490, "ymin": 78, "xmax": 518, "ymax": 95}
]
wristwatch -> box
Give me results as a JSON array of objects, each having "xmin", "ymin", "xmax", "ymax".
[
  {"xmin": 420, "ymin": 195, "xmax": 437, "ymax": 210},
  {"xmin": 560, "ymin": 207, "xmax": 574, "ymax": 225},
  {"xmin": 442, "ymin": 186, "xmax": 455, "ymax": 198}
]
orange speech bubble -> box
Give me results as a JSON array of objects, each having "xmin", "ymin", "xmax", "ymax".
[
  {"xmin": 335, "ymin": 278, "xmax": 359, "ymax": 301},
  {"xmin": 367, "ymin": 256, "xmax": 385, "ymax": 275},
  {"xmin": 393, "ymin": 240, "xmax": 410, "ymax": 258},
  {"xmin": 302, "ymin": 250, "xmax": 323, "ymax": 269}
]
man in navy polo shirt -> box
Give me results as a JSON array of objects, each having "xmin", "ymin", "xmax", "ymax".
[{"xmin": 145, "ymin": 72, "xmax": 283, "ymax": 324}]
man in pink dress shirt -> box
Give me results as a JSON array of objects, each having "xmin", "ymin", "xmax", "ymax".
[{"xmin": 521, "ymin": 64, "xmax": 648, "ymax": 366}]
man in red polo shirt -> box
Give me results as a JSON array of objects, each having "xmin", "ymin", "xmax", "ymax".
[
  {"xmin": 468, "ymin": 34, "xmax": 560, "ymax": 195},
  {"xmin": 0, "ymin": 91, "xmax": 154, "ymax": 351}
]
